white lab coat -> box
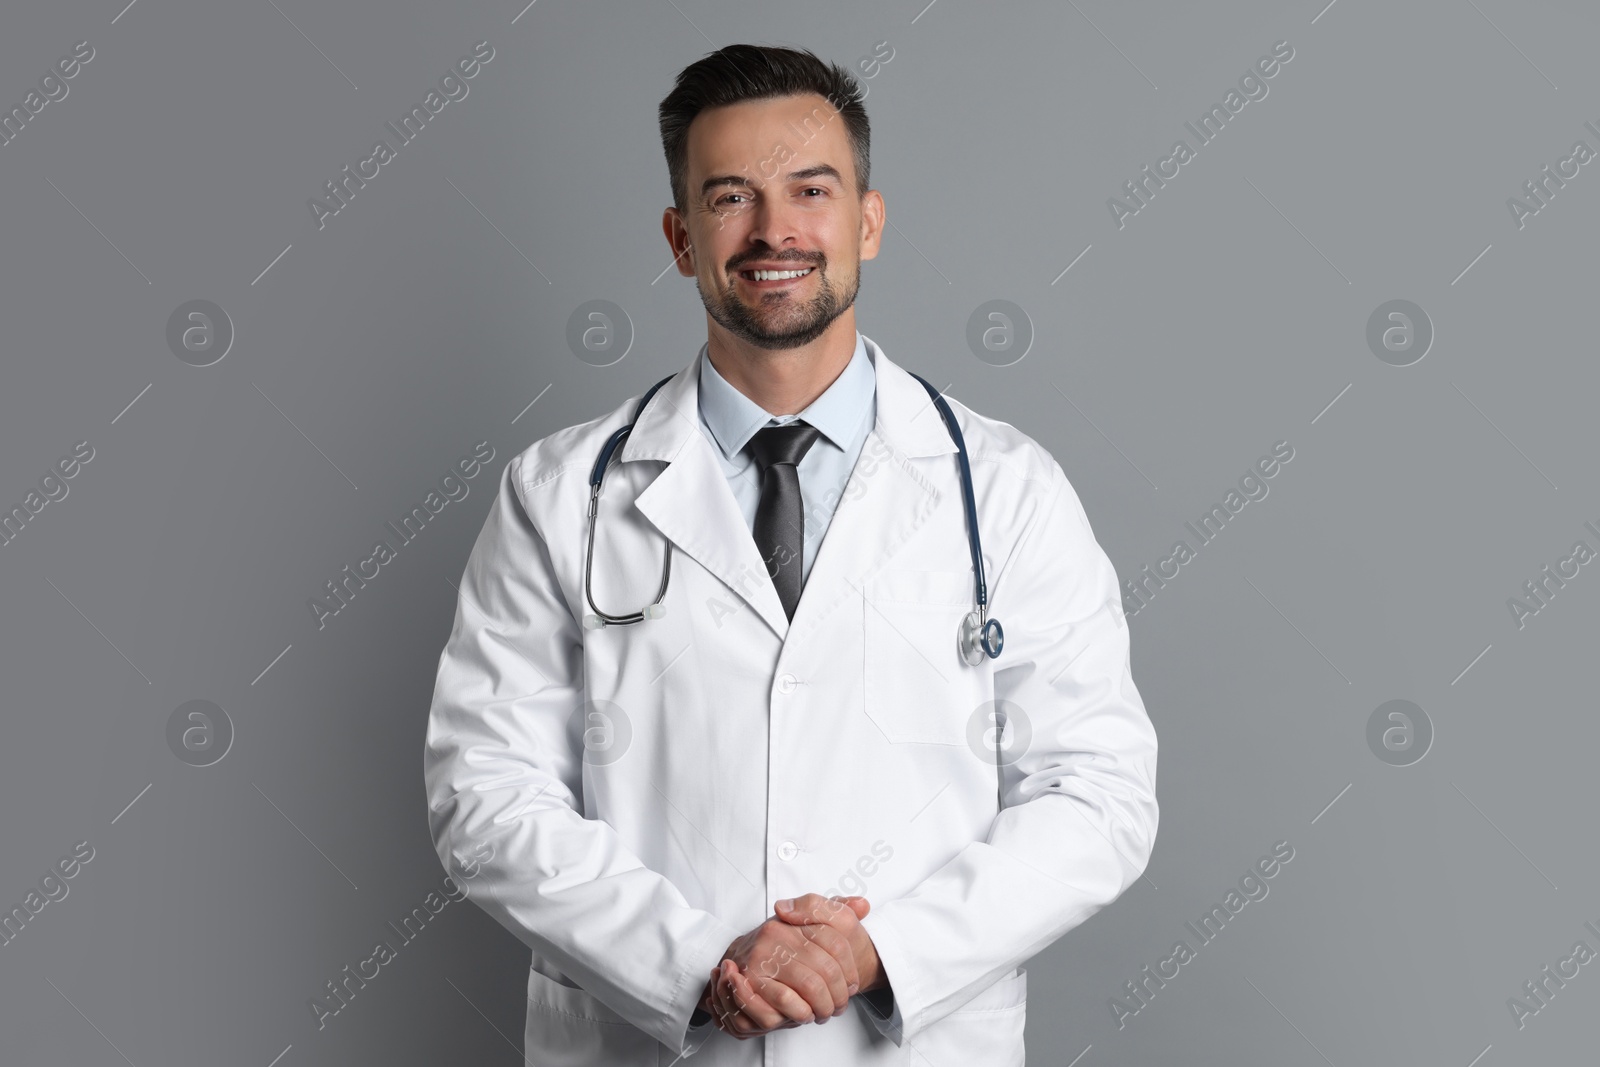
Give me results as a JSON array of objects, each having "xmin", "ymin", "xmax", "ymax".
[{"xmin": 423, "ymin": 336, "xmax": 1158, "ymax": 1066}]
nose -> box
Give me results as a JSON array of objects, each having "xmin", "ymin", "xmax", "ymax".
[{"xmin": 744, "ymin": 192, "xmax": 803, "ymax": 253}]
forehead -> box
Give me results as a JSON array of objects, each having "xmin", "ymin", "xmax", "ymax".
[{"xmin": 685, "ymin": 92, "xmax": 853, "ymax": 184}]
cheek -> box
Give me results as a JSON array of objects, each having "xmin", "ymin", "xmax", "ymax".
[
  {"xmin": 699, "ymin": 217, "xmax": 749, "ymax": 269},
  {"xmin": 815, "ymin": 215, "xmax": 863, "ymax": 264}
]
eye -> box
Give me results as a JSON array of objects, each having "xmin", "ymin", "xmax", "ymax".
[
  {"xmin": 716, "ymin": 193, "xmax": 750, "ymax": 207},
  {"xmin": 800, "ymin": 187, "xmax": 827, "ymax": 197}
]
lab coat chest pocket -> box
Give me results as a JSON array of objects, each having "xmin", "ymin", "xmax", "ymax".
[{"xmin": 862, "ymin": 568, "xmax": 988, "ymax": 745}]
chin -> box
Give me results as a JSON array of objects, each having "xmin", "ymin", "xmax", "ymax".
[
  {"xmin": 700, "ymin": 276, "xmax": 857, "ymax": 351},
  {"xmin": 740, "ymin": 308, "xmax": 846, "ymax": 350}
]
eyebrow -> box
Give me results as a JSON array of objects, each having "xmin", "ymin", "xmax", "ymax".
[{"xmin": 700, "ymin": 164, "xmax": 845, "ymax": 199}]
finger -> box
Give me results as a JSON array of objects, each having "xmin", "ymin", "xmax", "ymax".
[
  {"xmin": 726, "ymin": 961, "xmax": 792, "ymax": 1032},
  {"xmin": 775, "ymin": 892, "xmax": 839, "ymax": 924},
  {"xmin": 781, "ymin": 949, "xmax": 844, "ymax": 1019},
  {"xmin": 777, "ymin": 908, "xmax": 863, "ymax": 997},
  {"xmin": 816, "ymin": 893, "xmax": 861, "ymax": 925},
  {"xmin": 793, "ymin": 939, "xmax": 851, "ymax": 1015},
  {"xmin": 730, "ymin": 965, "xmax": 806, "ymax": 1031},
  {"xmin": 703, "ymin": 965, "xmax": 727, "ymax": 1013},
  {"xmin": 792, "ymin": 922, "xmax": 859, "ymax": 993},
  {"xmin": 841, "ymin": 894, "xmax": 871, "ymax": 919},
  {"xmin": 742, "ymin": 966, "xmax": 819, "ymax": 1030},
  {"xmin": 734, "ymin": 985, "xmax": 797, "ymax": 1034},
  {"xmin": 771, "ymin": 907, "xmax": 868, "ymax": 1013},
  {"xmin": 743, "ymin": 962, "xmax": 822, "ymax": 1025},
  {"xmin": 726, "ymin": 963, "xmax": 785, "ymax": 1027},
  {"xmin": 779, "ymin": 893, "xmax": 861, "ymax": 934},
  {"xmin": 716, "ymin": 961, "xmax": 765, "ymax": 1036},
  {"xmin": 706, "ymin": 966, "xmax": 729, "ymax": 1028},
  {"xmin": 718, "ymin": 978, "xmax": 764, "ymax": 1039},
  {"xmin": 713, "ymin": 961, "xmax": 752, "ymax": 1034},
  {"xmin": 758, "ymin": 954, "xmax": 836, "ymax": 1020}
]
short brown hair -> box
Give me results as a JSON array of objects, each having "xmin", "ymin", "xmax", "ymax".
[{"xmin": 658, "ymin": 43, "xmax": 870, "ymax": 214}]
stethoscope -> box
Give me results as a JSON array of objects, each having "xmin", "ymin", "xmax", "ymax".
[{"xmin": 581, "ymin": 369, "xmax": 1004, "ymax": 667}]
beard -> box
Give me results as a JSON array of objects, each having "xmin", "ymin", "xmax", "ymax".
[{"xmin": 698, "ymin": 255, "xmax": 861, "ymax": 351}]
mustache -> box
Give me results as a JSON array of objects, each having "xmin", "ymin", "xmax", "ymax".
[{"xmin": 728, "ymin": 253, "xmax": 823, "ymax": 272}]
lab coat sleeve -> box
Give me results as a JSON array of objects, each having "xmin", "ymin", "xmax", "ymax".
[
  {"xmin": 424, "ymin": 457, "xmax": 742, "ymax": 1056},
  {"xmin": 856, "ymin": 462, "xmax": 1159, "ymax": 1045}
]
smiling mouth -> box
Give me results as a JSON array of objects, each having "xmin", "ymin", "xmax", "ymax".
[{"xmin": 739, "ymin": 267, "xmax": 815, "ymax": 282}]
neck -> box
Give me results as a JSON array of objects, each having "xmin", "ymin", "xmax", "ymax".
[{"xmin": 704, "ymin": 309, "xmax": 857, "ymax": 417}]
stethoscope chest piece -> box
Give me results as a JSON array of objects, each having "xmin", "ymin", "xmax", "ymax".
[{"xmin": 960, "ymin": 611, "xmax": 1004, "ymax": 666}]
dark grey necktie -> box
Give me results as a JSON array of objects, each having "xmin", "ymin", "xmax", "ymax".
[{"xmin": 748, "ymin": 421, "xmax": 822, "ymax": 621}]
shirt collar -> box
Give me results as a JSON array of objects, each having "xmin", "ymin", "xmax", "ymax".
[{"xmin": 697, "ymin": 331, "xmax": 875, "ymax": 461}]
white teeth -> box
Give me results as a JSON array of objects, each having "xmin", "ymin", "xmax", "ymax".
[{"xmin": 747, "ymin": 268, "xmax": 813, "ymax": 281}]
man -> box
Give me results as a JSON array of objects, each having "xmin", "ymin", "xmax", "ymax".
[{"xmin": 424, "ymin": 43, "xmax": 1158, "ymax": 1065}]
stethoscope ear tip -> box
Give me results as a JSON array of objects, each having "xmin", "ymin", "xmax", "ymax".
[
  {"xmin": 643, "ymin": 603, "xmax": 667, "ymax": 620},
  {"xmin": 583, "ymin": 614, "xmax": 606, "ymax": 630}
]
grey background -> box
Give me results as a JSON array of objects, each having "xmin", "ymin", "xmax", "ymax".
[{"xmin": 2, "ymin": 0, "xmax": 1595, "ymax": 1063}]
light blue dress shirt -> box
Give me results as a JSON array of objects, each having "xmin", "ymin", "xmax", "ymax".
[{"xmin": 696, "ymin": 332, "xmax": 877, "ymax": 588}]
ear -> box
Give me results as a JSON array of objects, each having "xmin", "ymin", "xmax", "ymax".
[
  {"xmin": 858, "ymin": 190, "xmax": 885, "ymax": 263},
  {"xmin": 662, "ymin": 207, "xmax": 696, "ymax": 276}
]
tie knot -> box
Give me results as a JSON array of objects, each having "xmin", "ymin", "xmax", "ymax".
[{"xmin": 748, "ymin": 421, "xmax": 821, "ymax": 474}]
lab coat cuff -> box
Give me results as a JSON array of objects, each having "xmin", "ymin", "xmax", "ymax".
[
  {"xmin": 684, "ymin": 1007, "xmax": 717, "ymax": 1049},
  {"xmin": 856, "ymin": 910, "xmax": 914, "ymax": 1045},
  {"xmin": 666, "ymin": 913, "xmax": 742, "ymax": 1057},
  {"xmin": 857, "ymin": 984, "xmax": 902, "ymax": 1039}
]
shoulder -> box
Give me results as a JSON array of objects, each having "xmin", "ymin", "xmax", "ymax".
[
  {"xmin": 939, "ymin": 391, "xmax": 1067, "ymax": 497},
  {"xmin": 928, "ymin": 388, "xmax": 1098, "ymax": 548},
  {"xmin": 498, "ymin": 391, "xmax": 645, "ymax": 502}
]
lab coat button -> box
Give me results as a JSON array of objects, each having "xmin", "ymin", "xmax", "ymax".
[
  {"xmin": 776, "ymin": 840, "xmax": 799, "ymax": 861},
  {"xmin": 777, "ymin": 673, "xmax": 797, "ymax": 694}
]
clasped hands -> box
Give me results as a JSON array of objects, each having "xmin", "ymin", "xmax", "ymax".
[{"xmin": 697, "ymin": 893, "xmax": 884, "ymax": 1039}]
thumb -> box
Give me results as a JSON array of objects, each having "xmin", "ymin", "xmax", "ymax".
[
  {"xmin": 843, "ymin": 895, "xmax": 870, "ymax": 918},
  {"xmin": 773, "ymin": 897, "xmax": 806, "ymax": 924}
]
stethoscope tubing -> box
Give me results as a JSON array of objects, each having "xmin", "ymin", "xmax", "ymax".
[
  {"xmin": 581, "ymin": 374, "xmax": 677, "ymax": 626},
  {"xmin": 582, "ymin": 368, "xmax": 1001, "ymax": 660}
]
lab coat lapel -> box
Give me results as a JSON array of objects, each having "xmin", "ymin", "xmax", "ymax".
[
  {"xmin": 787, "ymin": 342, "xmax": 960, "ymax": 641},
  {"xmin": 621, "ymin": 360, "xmax": 793, "ymax": 641},
  {"xmin": 619, "ymin": 339, "xmax": 959, "ymax": 646}
]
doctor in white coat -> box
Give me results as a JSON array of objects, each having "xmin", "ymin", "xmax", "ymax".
[{"xmin": 424, "ymin": 43, "xmax": 1158, "ymax": 1066}]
